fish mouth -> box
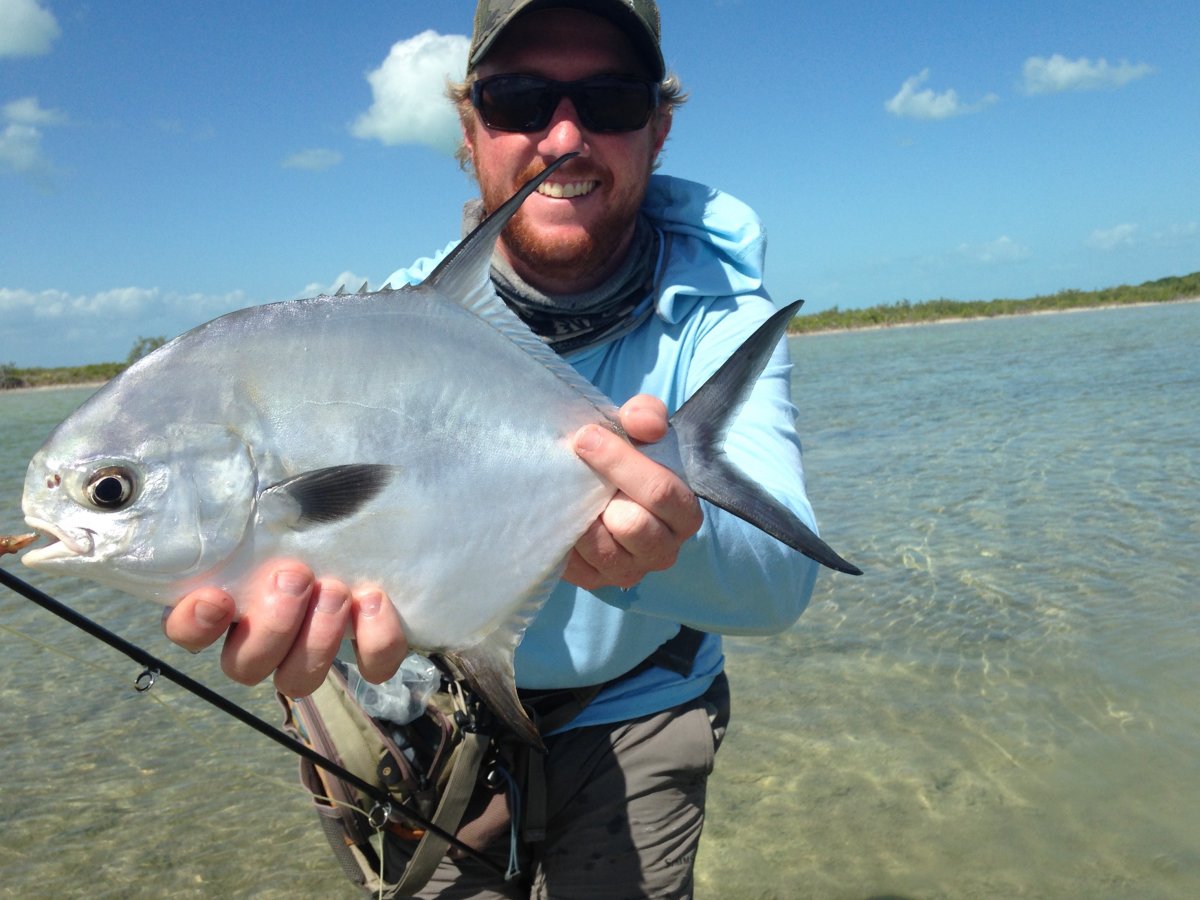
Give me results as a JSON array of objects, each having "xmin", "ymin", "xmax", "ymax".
[{"xmin": 21, "ymin": 517, "xmax": 94, "ymax": 564}]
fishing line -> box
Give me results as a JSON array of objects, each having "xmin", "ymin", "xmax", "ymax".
[{"xmin": 0, "ymin": 566, "xmax": 508, "ymax": 878}]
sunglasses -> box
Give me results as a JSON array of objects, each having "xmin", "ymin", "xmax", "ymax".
[{"xmin": 470, "ymin": 74, "xmax": 660, "ymax": 134}]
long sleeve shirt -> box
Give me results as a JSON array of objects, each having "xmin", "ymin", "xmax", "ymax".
[{"xmin": 384, "ymin": 174, "xmax": 821, "ymax": 730}]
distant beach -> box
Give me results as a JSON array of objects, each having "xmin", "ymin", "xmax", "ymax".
[
  {"xmin": 793, "ymin": 294, "xmax": 1200, "ymax": 337},
  {"xmin": 1, "ymin": 380, "xmax": 108, "ymax": 395},
  {"xmin": 4, "ymin": 275, "xmax": 1197, "ymax": 389}
]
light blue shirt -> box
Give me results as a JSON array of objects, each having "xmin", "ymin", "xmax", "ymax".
[{"xmin": 385, "ymin": 175, "xmax": 820, "ymax": 730}]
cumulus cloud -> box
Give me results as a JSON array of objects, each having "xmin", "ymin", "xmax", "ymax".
[
  {"xmin": 1087, "ymin": 223, "xmax": 1138, "ymax": 250},
  {"xmin": 282, "ymin": 147, "xmax": 343, "ymax": 171},
  {"xmin": 1153, "ymin": 221, "xmax": 1198, "ymax": 245},
  {"xmin": 0, "ymin": 0, "xmax": 59, "ymax": 58},
  {"xmin": 297, "ymin": 271, "xmax": 379, "ymax": 297},
  {"xmin": 0, "ymin": 285, "xmax": 257, "ymax": 365},
  {"xmin": 1022, "ymin": 55, "xmax": 1154, "ymax": 95},
  {"xmin": 957, "ymin": 236, "xmax": 1030, "ymax": 264},
  {"xmin": 885, "ymin": 69, "xmax": 997, "ymax": 120},
  {"xmin": 0, "ymin": 286, "xmax": 248, "ymax": 320},
  {"xmin": 5, "ymin": 95, "xmax": 66, "ymax": 126},
  {"xmin": 351, "ymin": 30, "xmax": 469, "ymax": 154},
  {"xmin": 0, "ymin": 96, "xmax": 66, "ymax": 183}
]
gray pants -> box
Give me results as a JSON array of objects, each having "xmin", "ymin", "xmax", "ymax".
[{"xmin": 384, "ymin": 684, "xmax": 728, "ymax": 899}]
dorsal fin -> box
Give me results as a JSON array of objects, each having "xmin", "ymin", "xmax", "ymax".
[
  {"xmin": 422, "ymin": 152, "xmax": 577, "ymax": 305},
  {"xmin": 357, "ymin": 280, "xmax": 369, "ymax": 294},
  {"xmin": 416, "ymin": 152, "xmax": 619, "ymax": 417}
]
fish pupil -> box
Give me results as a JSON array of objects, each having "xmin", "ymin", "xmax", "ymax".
[
  {"xmin": 86, "ymin": 467, "xmax": 135, "ymax": 509},
  {"xmin": 94, "ymin": 478, "xmax": 123, "ymax": 504}
]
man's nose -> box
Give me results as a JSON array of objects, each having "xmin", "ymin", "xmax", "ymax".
[{"xmin": 537, "ymin": 97, "xmax": 590, "ymax": 158}]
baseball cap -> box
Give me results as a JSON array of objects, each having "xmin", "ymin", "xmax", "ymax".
[{"xmin": 468, "ymin": 0, "xmax": 665, "ymax": 81}]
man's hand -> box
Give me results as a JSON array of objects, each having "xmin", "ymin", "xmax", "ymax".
[
  {"xmin": 162, "ymin": 562, "xmax": 408, "ymax": 697},
  {"xmin": 565, "ymin": 395, "xmax": 703, "ymax": 590}
]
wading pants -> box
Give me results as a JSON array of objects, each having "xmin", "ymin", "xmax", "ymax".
[{"xmin": 382, "ymin": 678, "xmax": 729, "ymax": 900}]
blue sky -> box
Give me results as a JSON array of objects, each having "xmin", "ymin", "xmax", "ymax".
[{"xmin": 2, "ymin": 0, "xmax": 1197, "ymax": 367}]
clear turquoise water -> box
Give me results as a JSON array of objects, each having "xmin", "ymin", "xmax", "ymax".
[{"xmin": 2, "ymin": 301, "xmax": 1197, "ymax": 898}]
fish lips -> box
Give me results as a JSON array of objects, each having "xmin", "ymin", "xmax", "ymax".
[{"xmin": 21, "ymin": 517, "xmax": 95, "ymax": 566}]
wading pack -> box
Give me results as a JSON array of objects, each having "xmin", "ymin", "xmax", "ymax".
[
  {"xmin": 280, "ymin": 627, "xmax": 708, "ymax": 896},
  {"xmin": 279, "ymin": 659, "xmax": 516, "ymax": 896}
]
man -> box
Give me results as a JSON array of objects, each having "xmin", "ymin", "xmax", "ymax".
[{"xmin": 165, "ymin": 1, "xmax": 822, "ymax": 896}]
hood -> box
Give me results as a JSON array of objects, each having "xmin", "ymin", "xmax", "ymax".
[{"xmin": 642, "ymin": 174, "xmax": 769, "ymax": 324}]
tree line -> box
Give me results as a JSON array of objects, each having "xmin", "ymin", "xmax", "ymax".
[
  {"xmin": 787, "ymin": 271, "xmax": 1199, "ymax": 334},
  {"xmin": 3, "ymin": 273, "xmax": 1197, "ymax": 388}
]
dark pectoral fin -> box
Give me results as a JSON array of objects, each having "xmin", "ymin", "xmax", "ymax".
[{"xmin": 260, "ymin": 464, "xmax": 398, "ymax": 529}]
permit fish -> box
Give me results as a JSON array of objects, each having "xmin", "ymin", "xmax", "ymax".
[{"xmin": 19, "ymin": 154, "xmax": 859, "ymax": 745}]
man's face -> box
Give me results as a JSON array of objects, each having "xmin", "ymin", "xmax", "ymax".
[{"xmin": 465, "ymin": 8, "xmax": 671, "ymax": 293}]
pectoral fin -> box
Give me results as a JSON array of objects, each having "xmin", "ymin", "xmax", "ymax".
[{"xmin": 259, "ymin": 464, "xmax": 398, "ymax": 529}]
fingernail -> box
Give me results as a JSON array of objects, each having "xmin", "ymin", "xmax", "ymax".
[
  {"xmin": 576, "ymin": 426, "xmax": 603, "ymax": 453},
  {"xmin": 359, "ymin": 591, "xmax": 383, "ymax": 618},
  {"xmin": 317, "ymin": 589, "xmax": 348, "ymax": 614},
  {"xmin": 195, "ymin": 598, "xmax": 227, "ymax": 628},
  {"xmin": 274, "ymin": 570, "xmax": 310, "ymax": 597}
]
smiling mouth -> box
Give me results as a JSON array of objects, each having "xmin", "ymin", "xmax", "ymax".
[{"xmin": 537, "ymin": 179, "xmax": 598, "ymax": 199}]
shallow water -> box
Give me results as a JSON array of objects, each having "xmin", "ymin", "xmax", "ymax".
[{"xmin": 2, "ymin": 302, "xmax": 1198, "ymax": 898}]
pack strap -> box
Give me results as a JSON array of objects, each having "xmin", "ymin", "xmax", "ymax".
[{"xmin": 393, "ymin": 729, "xmax": 491, "ymax": 893}]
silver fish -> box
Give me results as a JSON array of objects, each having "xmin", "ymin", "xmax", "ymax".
[{"xmin": 20, "ymin": 155, "xmax": 859, "ymax": 745}]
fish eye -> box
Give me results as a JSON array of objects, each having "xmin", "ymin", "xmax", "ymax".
[{"xmin": 85, "ymin": 466, "xmax": 137, "ymax": 510}]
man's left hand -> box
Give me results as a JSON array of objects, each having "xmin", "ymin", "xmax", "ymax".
[{"xmin": 565, "ymin": 395, "xmax": 703, "ymax": 590}]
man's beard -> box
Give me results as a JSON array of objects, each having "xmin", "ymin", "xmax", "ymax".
[{"xmin": 481, "ymin": 160, "xmax": 650, "ymax": 291}]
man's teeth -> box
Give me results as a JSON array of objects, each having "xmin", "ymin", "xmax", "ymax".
[{"xmin": 537, "ymin": 180, "xmax": 597, "ymax": 199}]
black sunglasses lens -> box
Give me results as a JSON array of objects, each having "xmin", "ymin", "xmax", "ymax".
[
  {"xmin": 474, "ymin": 77, "xmax": 657, "ymax": 133},
  {"xmin": 475, "ymin": 76, "xmax": 555, "ymax": 132},
  {"xmin": 574, "ymin": 81, "xmax": 656, "ymax": 132}
]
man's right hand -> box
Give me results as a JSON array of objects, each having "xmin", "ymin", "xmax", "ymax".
[{"xmin": 162, "ymin": 561, "xmax": 408, "ymax": 698}]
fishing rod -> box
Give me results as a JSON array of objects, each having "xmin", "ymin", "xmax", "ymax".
[{"xmin": 0, "ymin": 565, "xmax": 508, "ymax": 879}]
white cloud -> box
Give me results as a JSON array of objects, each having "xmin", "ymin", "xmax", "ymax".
[
  {"xmin": 4, "ymin": 95, "xmax": 66, "ymax": 126},
  {"xmin": 1022, "ymin": 55, "xmax": 1154, "ymax": 95},
  {"xmin": 957, "ymin": 236, "xmax": 1030, "ymax": 264},
  {"xmin": 1087, "ymin": 223, "xmax": 1138, "ymax": 250},
  {"xmin": 298, "ymin": 271, "xmax": 376, "ymax": 297},
  {"xmin": 0, "ymin": 122, "xmax": 45, "ymax": 173},
  {"xmin": 885, "ymin": 69, "xmax": 997, "ymax": 120},
  {"xmin": 0, "ymin": 0, "xmax": 59, "ymax": 58},
  {"xmin": 0, "ymin": 96, "xmax": 66, "ymax": 182},
  {"xmin": 1153, "ymin": 221, "xmax": 1198, "ymax": 245},
  {"xmin": 0, "ymin": 286, "xmax": 255, "ymax": 366},
  {"xmin": 282, "ymin": 147, "xmax": 343, "ymax": 171},
  {"xmin": 0, "ymin": 286, "xmax": 249, "ymax": 321},
  {"xmin": 351, "ymin": 30, "xmax": 469, "ymax": 154}
]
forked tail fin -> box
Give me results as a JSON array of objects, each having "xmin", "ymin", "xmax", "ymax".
[{"xmin": 668, "ymin": 300, "xmax": 862, "ymax": 576}]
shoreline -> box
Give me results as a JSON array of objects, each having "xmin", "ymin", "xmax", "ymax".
[
  {"xmin": 1, "ymin": 380, "xmax": 108, "ymax": 396},
  {"xmin": 790, "ymin": 296, "xmax": 1200, "ymax": 338},
  {"xmin": 4, "ymin": 297, "xmax": 1197, "ymax": 392}
]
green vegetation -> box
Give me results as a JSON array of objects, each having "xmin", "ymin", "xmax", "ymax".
[
  {"xmin": 788, "ymin": 271, "xmax": 1200, "ymax": 334},
  {"xmin": 126, "ymin": 335, "xmax": 168, "ymax": 364},
  {"xmin": 3, "ymin": 272, "xmax": 1197, "ymax": 389},
  {"xmin": 0, "ymin": 360, "xmax": 126, "ymax": 390},
  {"xmin": 0, "ymin": 334, "xmax": 164, "ymax": 390}
]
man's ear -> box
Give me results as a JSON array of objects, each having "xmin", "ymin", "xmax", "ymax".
[
  {"xmin": 456, "ymin": 109, "xmax": 479, "ymax": 174},
  {"xmin": 651, "ymin": 110, "xmax": 672, "ymax": 159}
]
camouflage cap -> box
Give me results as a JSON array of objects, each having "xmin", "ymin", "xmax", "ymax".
[{"xmin": 469, "ymin": 0, "xmax": 664, "ymax": 80}]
